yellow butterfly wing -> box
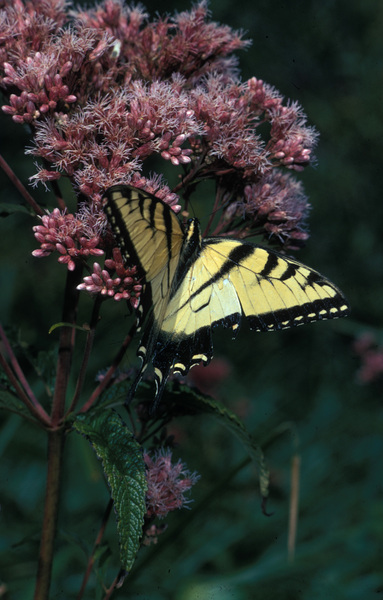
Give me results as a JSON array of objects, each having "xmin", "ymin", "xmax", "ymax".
[
  {"xmin": 142, "ymin": 222, "xmax": 349, "ymax": 402},
  {"xmin": 103, "ymin": 186, "xmax": 349, "ymax": 407},
  {"xmin": 104, "ymin": 185, "xmax": 184, "ymax": 332}
]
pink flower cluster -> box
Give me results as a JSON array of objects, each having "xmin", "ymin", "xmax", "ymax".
[
  {"xmin": 144, "ymin": 449, "xmax": 199, "ymax": 519},
  {"xmin": 28, "ymin": 83, "xmax": 202, "ymax": 200},
  {"xmin": 240, "ymin": 172, "xmax": 310, "ymax": 248},
  {"xmin": 77, "ymin": 248, "xmax": 142, "ymax": 307},
  {"xmin": 2, "ymin": 57, "xmax": 77, "ymax": 124},
  {"xmin": 0, "ymin": 0, "xmax": 117, "ymax": 123},
  {"xmin": 0, "ymin": 0, "xmax": 319, "ymax": 290},
  {"xmin": 32, "ymin": 207, "xmax": 104, "ymax": 271},
  {"xmin": 75, "ymin": 0, "xmax": 248, "ymax": 85}
]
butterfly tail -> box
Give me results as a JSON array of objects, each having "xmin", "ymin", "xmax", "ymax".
[
  {"xmin": 126, "ymin": 322, "xmax": 166, "ymax": 409},
  {"xmin": 150, "ymin": 363, "xmax": 173, "ymax": 414},
  {"xmin": 125, "ymin": 362, "xmax": 147, "ymax": 405}
]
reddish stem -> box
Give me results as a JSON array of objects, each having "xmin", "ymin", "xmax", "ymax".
[
  {"xmin": 79, "ymin": 324, "xmax": 136, "ymax": 414},
  {"xmin": 172, "ymin": 151, "xmax": 208, "ymax": 195},
  {"xmin": 34, "ymin": 266, "xmax": 83, "ymax": 600},
  {"xmin": 0, "ymin": 324, "xmax": 50, "ymax": 419},
  {"xmin": 50, "ymin": 178, "xmax": 67, "ymax": 211},
  {"xmin": 0, "ymin": 153, "xmax": 44, "ymax": 216},
  {"xmin": 102, "ymin": 569, "xmax": 127, "ymax": 600},
  {"xmin": 33, "ymin": 429, "xmax": 65, "ymax": 600},
  {"xmin": 202, "ymin": 183, "xmax": 224, "ymax": 237},
  {"xmin": 0, "ymin": 351, "xmax": 51, "ymax": 427},
  {"xmin": 288, "ymin": 453, "xmax": 301, "ymax": 563},
  {"xmin": 67, "ymin": 296, "xmax": 103, "ymax": 415},
  {"xmin": 77, "ymin": 499, "xmax": 114, "ymax": 600}
]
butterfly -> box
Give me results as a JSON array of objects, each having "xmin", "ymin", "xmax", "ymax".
[{"xmin": 103, "ymin": 185, "xmax": 349, "ymax": 407}]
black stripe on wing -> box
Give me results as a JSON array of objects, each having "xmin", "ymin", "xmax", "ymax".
[
  {"xmin": 104, "ymin": 185, "xmax": 149, "ymax": 278},
  {"xmin": 171, "ymin": 235, "xmax": 349, "ymax": 331},
  {"xmin": 246, "ymin": 294, "xmax": 350, "ymax": 331},
  {"xmin": 169, "ymin": 236, "xmax": 254, "ymax": 310}
]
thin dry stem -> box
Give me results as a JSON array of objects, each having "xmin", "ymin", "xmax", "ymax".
[{"xmin": 288, "ymin": 453, "xmax": 301, "ymax": 563}]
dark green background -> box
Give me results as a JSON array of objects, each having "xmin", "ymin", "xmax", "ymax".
[{"xmin": 1, "ymin": 1, "xmax": 382, "ymax": 598}]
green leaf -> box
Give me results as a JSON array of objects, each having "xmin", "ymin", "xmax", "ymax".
[
  {"xmin": 91, "ymin": 378, "xmax": 133, "ymax": 411},
  {"xmin": 0, "ymin": 202, "xmax": 31, "ymax": 217},
  {"xmin": 163, "ymin": 383, "xmax": 269, "ymax": 499},
  {"xmin": 48, "ymin": 321, "xmax": 90, "ymax": 334},
  {"xmin": 73, "ymin": 410, "xmax": 147, "ymax": 572},
  {"xmin": 0, "ymin": 389, "xmax": 33, "ymax": 420},
  {"xmin": 33, "ymin": 350, "xmax": 56, "ymax": 396}
]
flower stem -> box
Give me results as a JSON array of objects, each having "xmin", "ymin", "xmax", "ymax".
[
  {"xmin": 67, "ymin": 296, "xmax": 102, "ymax": 415},
  {"xmin": 102, "ymin": 569, "xmax": 126, "ymax": 600},
  {"xmin": 288, "ymin": 453, "xmax": 301, "ymax": 563},
  {"xmin": 34, "ymin": 266, "xmax": 83, "ymax": 600},
  {"xmin": 0, "ymin": 153, "xmax": 44, "ymax": 216},
  {"xmin": 79, "ymin": 324, "xmax": 136, "ymax": 414},
  {"xmin": 77, "ymin": 499, "xmax": 114, "ymax": 600},
  {"xmin": 33, "ymin": 429, "xmax": 65, "ymax": 600},
  {"xmin": 51, "ymin": 265, "xmax": 83, "ymax": 424},
  {"xmin": 0, "ymin": 324, "xmax": 51, "ymax": 425},
  {"xmin": 50, "ymin": 177, "xmax": 67, "ymax": 211}
]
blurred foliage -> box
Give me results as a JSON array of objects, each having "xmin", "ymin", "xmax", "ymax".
[{"xmin": 1, "ymin": 0, "xmax": 382, "ymax": 598}]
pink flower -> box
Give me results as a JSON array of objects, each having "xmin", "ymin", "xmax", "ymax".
[
  {"xmin": 32, "ymin": 207, "xmax": 104, "ymax": 271},
  {"xmin": 77, "ymin": 249, "xmax": 142, "ymax": 308},
  {"xmin": 2, "ymin": 54, "xmax": 77, "ymax": 124},
  {"xmin": 28, "ymin": 82, "xmax": 202, "ymax": 200},
  {"xmin": 141, "ymin": 523, "xmax": 167, "ymax": 546},
  {"xmin": 268, "ymin": 102, "xmax": 318, "ymax": 171},
  {"xmin": 0, "ymin": 0, "xmax": 320, "ymax": 268},
  {"xmin": 353, "ymin": 334, "xmax": 383, "ymax": 384},
  {"xmin": 1, "ymin": 22, "xmax": 116, "ymax": 123},
  {"xmin": 74, "ymin": 1, "xmax": 249, "ymax": 85},
  {"xmin": 188, "ymin": 358, "xmax": 232, "ymax": 397},
  {"xmin": 144, "ymin": 449, "xmax": 200, "ymax": 519},
  {"xmin": 238, "ymin": 172, "xmax": 310, "ymax": 248}
]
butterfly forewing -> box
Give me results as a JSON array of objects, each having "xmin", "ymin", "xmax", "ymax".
[
  {"xmin": 104, "ymin": 185, "xmax": 184, "ymax": 283},
  {"xmin": 104, "ymin": 185, "xmax": 185, "ymax": 372}
]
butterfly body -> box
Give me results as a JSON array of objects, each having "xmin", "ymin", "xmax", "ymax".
[{"xmin": 104, "ymin": 185, "xmax": 349, "ymax": 406}]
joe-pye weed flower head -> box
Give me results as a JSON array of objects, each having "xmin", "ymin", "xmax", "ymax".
[
  {"xmin": 0, "ymin": 1, "xmax": 337, "ymax": 593},
  {"xmin": 1, "ymin": 0, "xmax": 318, "ymax": 305},
  {"xmin": 1, "ymin": 0, "xmax": 319, "ymax": 505}
]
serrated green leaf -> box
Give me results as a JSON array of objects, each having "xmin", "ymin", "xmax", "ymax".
[
  {"xmin": 164, "ymin": 383, "xmax": 269, "ymax": 498},
  {"xmin": 73, "ymin": 410, "xmax": 147, "ymax": 572}
]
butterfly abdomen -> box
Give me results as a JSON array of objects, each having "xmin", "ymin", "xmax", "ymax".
[{"xmin": 170, "ymin": 218, "xmax": 203, "ymax": 297}]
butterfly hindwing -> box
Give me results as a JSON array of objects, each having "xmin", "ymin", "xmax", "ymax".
[{"xmin": 149, "ymin": 230, "xmax": 349, "ymax": 388}]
